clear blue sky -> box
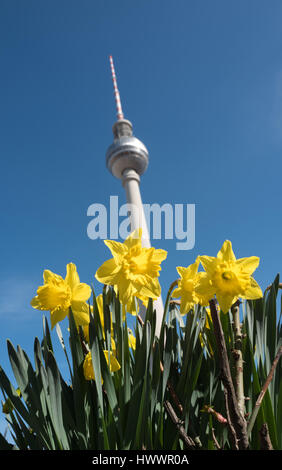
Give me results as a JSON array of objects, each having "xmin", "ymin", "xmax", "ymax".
[{"xmin": 0, "ymin": 0, "xmax": 282, "ymax": 426}]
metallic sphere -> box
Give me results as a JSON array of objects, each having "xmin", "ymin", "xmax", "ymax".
[{"xmin": 106, "ymin": 135, "xmax": 149, "ymax": 179}]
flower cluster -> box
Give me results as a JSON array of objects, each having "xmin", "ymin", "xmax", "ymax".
[
  {"xmin": 30, "ymin": 230, "xmax": 263, "ymax": 382},
  {"xmin": 172, "ymin": 240, "xmax": 263, "ymax": 314}
]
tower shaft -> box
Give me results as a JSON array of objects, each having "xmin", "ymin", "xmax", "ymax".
[{"xmin": 106, "ymin": 56, "xmax": 164, "ymax": 335}]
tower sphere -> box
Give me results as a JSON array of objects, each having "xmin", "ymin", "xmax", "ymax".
[{"xmin": 106, "ymin": 119, "xmax": 149, "ymax": 179}]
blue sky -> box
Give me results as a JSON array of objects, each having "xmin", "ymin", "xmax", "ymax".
[{"xmin": 0, "ymin": 0, "xmax": 282, "ymax": 431}]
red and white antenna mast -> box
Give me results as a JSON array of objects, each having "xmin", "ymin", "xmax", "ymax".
[{"xmin": 109, "ymin": 55, "xmax": 124, "ymax": 121}]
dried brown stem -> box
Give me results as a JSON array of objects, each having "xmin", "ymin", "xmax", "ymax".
[
  {"xmin": 164, "ymin": 400, "xmax": 195, "ymax": 450},
  {"xmin": 224, "ymin": 388, "xmax": 239, "ymax": 450},
  {"xmin": 209, "ymin": 299, "xmax": 249, "ymax": 450},
  {"xmin": 211, "ymin": 427, "xmax": 222, "ymax": 450},
  {"xmin": 259, "ymin": 423, "xmax": 273, "ymax": 450}
]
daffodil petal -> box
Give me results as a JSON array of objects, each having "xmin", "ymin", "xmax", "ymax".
[
  {"xmin": 83, "ymin": 352, "xmax": 95, "ymax": 381},
  {"xmin": 151, "ymin": 248, "xmax": 167, "ymax": 264},
  {"xmin": 50, "ymin": 307, "xmax": 68, "ymax": 329},
  {"xmin": 65, "ymin": 263, "xmax": 80, "ymax": 290},
  {"xmin": 217, "ymin": 240, "xmax": 236, "ymax": 263},
  {"xmin": 180, "ymin": 297, "xmax": 194, "ymax": 315},
  {"xmin": 71, "ymin": 300, "xmax": 90, "ymax": 326},
  {"xmin": 118, "ymin": 279, "xmax": 136, "ymax": 306},
  {"xmin": 171, "ymin": 287, "xmax": 182, "ymax": 298},
  {"xmin": 31, "ymin": 296, "xmax": 44, "ymax": 310},
  {"xmin": 72, "ymin": 283, "xmax": 91, "ymax": 302},
  {"xmin": 95, "ymin": 258, "xmax": 120, "ymax": 285},
  {"xmin": 176, "ymin": 266, "xmax": 187, "ymax": 278},
  {"xmin": 216, "ymin": 293, "xmax": 237, "ymax": 314},
  {"xmin": 43, "ymin": 270, "xmax": 63, "ymax": 285},
  {"xmin": 103, "ymin": 350, "xmax": 121, "ymax": 372},
  {"xmin": 104, "ymin": 240, "xmax": 126, "ymax": 261},
  {"xmin": 241, "ymin": 277, "xmax": 263, "ymax": 300},
  {"xmin": 195, "ymin": 272, "xmax": 214, "ymax": 306},
  {"xmin": 139, "ymin": 276, "xmax": 161, "ymax": 299},
  {"xmin": 199, "ymin": 255, "xmax": 216, "ymax": 275},
  {"xmin": 124, "ymin": 228, "xmax": 142, "ymax": 250},
  {"xmin": 236, "ymin": 256, "xmax": 260, "ymax": 276}
]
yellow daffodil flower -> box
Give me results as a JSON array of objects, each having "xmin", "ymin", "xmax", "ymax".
[
  {"xmin": 95, "ymin": 229, "xmax": 167, "ymax": 314},
  {"xmin": 128, "ymin": 328, "xmax": 136, "ymax": 350},
  {"xmin": 31, "ymin": 263, "xmax": 92, "ymax": 329},
  {"xmin": 198, "ymin": 240, "xmax": 263, "ymax": 313},
  {"xmin": 171, "ymin": 258, "xmax": 212, "ymax": 315},
  {"xmin": 83, "ymin": 350, "xmax": 120, "ymax": 382}
]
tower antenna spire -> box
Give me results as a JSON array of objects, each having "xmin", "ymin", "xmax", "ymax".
[{"xmin": 109, "ymin": 55, "xmax": 124, "ymax": 121}]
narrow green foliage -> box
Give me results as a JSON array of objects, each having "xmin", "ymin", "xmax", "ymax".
[{"xmin": 0, "ymin": 278, "xmax": 281, "ymax": 450}]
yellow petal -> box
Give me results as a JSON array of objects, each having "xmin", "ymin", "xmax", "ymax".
[
  {"xmin": 104, "ymin": 240, "xmax": 126, "ymax": 261},
  {"xmin": 180, "ymin": 297, "xmax": 194, "ymax": 315},
  {"xmin": 151, "ymin": 248, "xmax": 168, "ymax": 264},
  {"xmin": 124, "ymin": 228, "xmax": 142, "ymax": 250},
  {"xmin": 72, "ymin": 283, "xmax": 91, "ymax": 302},
  {"xmin": 71, "ymin": 300, "xmax": 90, "ymax": 326},
  {"xmin": 50, "ymin": 306, "xmax": 68, "ymax": 329},
  {"xmin": 104, "ymin": 350, "xmax": 121, "ymax": 372},
  {"xmin": 216, "ymin": 293, "xmax": 237, "ymax": 314},
  {"xmin": 217, "ymin": 240, "xmax": 236, "ymax": 263},
  {"xmin": 65, "ymin": 263, "xmax": 80, "ymax": 291},
  {"xmin": 128, "ymin": 331, "xmax": 136, "ymax": 350},
  {"xmin": 171, "ymin": 287, "xmax": 182, "ymax": 298},
  {"xmin": 236, "ymin": 256, "xmax": 260, "ymax": 276},
  {"xmin": 31, "ymin": 296, "xmax": 44, "ymax": 310},
  {"xmin": 95, "ymin": 258, "xmax": 120, "ymax": 285},
  {"xmin": 199, "ymin": 255, "xmax": 216, "ymax": 275},
  {"xmin": 43, "ymin": 269, "xmax": 63, "ymax": 285},
  {"xmin": 176, "ymin": 266, "xmax": 187, "ymax": 278},
  {"xmin": 195, "ymin": 273, "xmax": 214, "ymax": 306},
  {"xmin": 138, "ymin": 276, "xmax": 161, "ymax": 300},
  {"xmin": 187, "ymin": 258, "xmax": 200, "ymax": 277},
  {"xmin": 118, "ymin": 279, "xmax": 137, "ymax": 306},
  {"xmin": 241, "ymin": 277, "xmax": 263, "ymax": 300},
  {"xmin": 95, "ymin": 294, "xmax": 105, "ymax": 326},
  {"xmin": 83, "ymin": 352, "xmax": 95, "ymax": 381}
]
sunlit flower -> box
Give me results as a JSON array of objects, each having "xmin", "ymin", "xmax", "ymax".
[
  {"xmin": 198, "ymin": 240, "xmax": 263, "ymax": 313},
  {"xmin": 128, "ymin": 328, "xmax": 136, "ymax": 350},
  {"xmin": 31, "ymin": 263, "xmax": 91, "ymax": 329},
  {"xmin": 83, "ymin": 350, "xmax": 120, "ymax": 382},
  {"xmin": 171, "ymin": 258, "xmax": 211, "ymax": 315},
  {"xmin": 95, "ymin": 229, "xmax": 167, "ymax": 314}
]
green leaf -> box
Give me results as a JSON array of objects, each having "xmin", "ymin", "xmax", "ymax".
[
  {"xmin": 0, "ymin": 431, "xmax": 14, "ymax": 450},
  {"xmin": 46, "ymin": 350, "xmax": 69, "ymax": 449}
]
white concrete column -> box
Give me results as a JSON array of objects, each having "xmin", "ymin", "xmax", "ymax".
[{"xmin": 122, "ymin": 168, "xmax": 164, "ymax": 335}]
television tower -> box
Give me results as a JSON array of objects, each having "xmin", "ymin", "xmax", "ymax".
[{"xmin": 106, "ymin": 55, "xmax": 164, "ymax": 334}]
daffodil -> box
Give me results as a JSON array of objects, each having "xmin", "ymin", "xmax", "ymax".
[
  {"xmin": 198, "ymin": 240, "xmax": 263, "ymax": 313},
  {"xmin": 128, "ymin": 328, "xmax": 136, "ymax": 350},
  {"xmin": 95, "ymin": 229, "xmax": 167, "ymax": 314},
  {"xmin": 171, "ymin": 258, "xmax": 212, "ymax": 315},
  {"xmin": 83, "ymin": 350, "xmax": 120, "ymax": 382},
  {"xmin": 31, "ymin": 263, "xmax": 92, "ymax": 329}
]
